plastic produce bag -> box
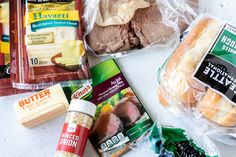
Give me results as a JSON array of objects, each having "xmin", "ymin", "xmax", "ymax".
[
  {"xmin": 83, "ymin": 0, "xmax": 199, "ymax": 57},
  {"xmin": 10, "ymin": 0, "xmax": 91, "ymax": 90},
  {"xmin": 130, "ymin": 122, "xmax": 220, "ymax": 157},
  {"xmin": 158, "ymin": 14, "xmax": 236, "ymax": 146}
]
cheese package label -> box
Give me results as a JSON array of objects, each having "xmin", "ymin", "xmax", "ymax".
[
  {"xmin": 194, "ymin": 24, "xmax": 236, "ymax": 105},
  {"xmin": 14, "ymin": 84, "xmax": 69, "ymax": 128},
  {"xmin": 25, "ymin": 7, "xmax": 82, "ymax": 68}
]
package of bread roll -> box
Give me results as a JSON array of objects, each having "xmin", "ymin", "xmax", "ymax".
[
  {"xmin": 158, "ymin": 14, "xmax": 236, "ymax": 146},
  {"xmin": 83, "ymin": 0, "xmax": 199, "ymax": 57}
]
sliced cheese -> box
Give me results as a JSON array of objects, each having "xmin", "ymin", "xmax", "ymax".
[
  {"xmin": 55, "ymin": 58, "xmax": 81, "ymax": 65},
  {"xmin": 0, "ymin": 2, "xmax": 9, "ymax": 24},
  {"xmin": 26, "ymin": 26, "xmax": 77, "ymax": 44},
  {"xmin": 56, "ymin": 40, "xmax": 85, "ymax": 66},
  {"xmin": 26, "ymin": 40, "xmax": 85, "ymax": 67}
]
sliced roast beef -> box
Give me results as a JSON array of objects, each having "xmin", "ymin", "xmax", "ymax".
[
  {"xmin": 130, "ymin": 4, "xmax": 175, "ymax": 47},
  {"xmin": 86, "ymin": 23, "xmax": 139, "ymax": 54},
  {"xmin": 113, "ymin": 96, "xmax": 142, "ymax": 128},
  {"xmin": 86, "ymin": 1, "xmax": 198, "ymax": 54},
  {"xmin": 91, "ymin": 112, "xmax": 123, "ymax": 143}
]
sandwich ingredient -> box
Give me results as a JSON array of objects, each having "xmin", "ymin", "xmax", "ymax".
[
  {"xmin": 10, "ymin": 0, "xmax": 90, "ymax": 90},
  {"xmin": 84, "ymin": 0, "xmax": 198, "ymax": 56},
  {"xmin": 55, "ymin": 99, "xmax": 96, "ymax": 157},
  {"xmin": 14, "ymin": 84, "xmax": 69, "ymax": 128},
  {"xmin": 158, "ymin": 15, "xmax": 236, "ymax": 129}
]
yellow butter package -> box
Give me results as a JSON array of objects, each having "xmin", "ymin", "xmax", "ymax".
[{"xmin": 14, "ymin": 84, "xmax": 69, "ymax": 128}]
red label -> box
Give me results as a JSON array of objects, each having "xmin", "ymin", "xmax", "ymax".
[{"xmin": 56, "ymin": 123, "xmax": 90, "ymax": 156}]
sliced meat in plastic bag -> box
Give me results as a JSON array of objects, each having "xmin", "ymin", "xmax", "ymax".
[{"xmin": 83, "ymin": 0, "xmax": 199, "ymax": 57}]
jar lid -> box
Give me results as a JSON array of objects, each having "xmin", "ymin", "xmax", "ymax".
[{"xmin": 69, "ymin": 99, "xmax": 97, "ymax": 117}]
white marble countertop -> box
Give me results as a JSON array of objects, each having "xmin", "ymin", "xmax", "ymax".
[{"xmin": 0, "ymin": 0, "xmax": 236, "ymax": 157}]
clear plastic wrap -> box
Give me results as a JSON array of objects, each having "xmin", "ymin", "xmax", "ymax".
[
  {"xmin": 130, "ymin": 122, "xmax": 220, "ymax": 157},
  {"xmin": 0, "ymin": 0, "xmax": 27, "ymax": 96},
  {"xmin": 10, "ymin": 0, "xmax": 91, "ymax": 90},
  {"xmin": 83, "ymin": 0, "xmax": 199, "ymax": 57},
  {"xmin": 158, "ymin": 14, "xmax": 236, "ymax": 146}
]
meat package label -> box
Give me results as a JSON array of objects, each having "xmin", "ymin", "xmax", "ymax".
[
  {"xmin": 92, "ymin": 73, "xmax": 129, "ymax": 105},
  {"xmin": 90, "ymin": 59, "xmax": 153, "ymax": 156},
  {"xmin": 194, "ymin": 24, "xmax": 236, "ymax": 105}
]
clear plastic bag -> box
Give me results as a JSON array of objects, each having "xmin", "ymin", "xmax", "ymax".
[
  {"xmin": 130, "ymin": 122, "xmax": 220, "ymax": 157},
  {"xmin": 10, "ymin": 0, "xmax": 91, "ymax": 90},
  {"xmin": 83, "ymin": 0, "xmax": 199, "ymax": 57},
  {"xmin": 0, "ymin": 0, "xmax": 27, "ymax": 96},
  {"xmin": 158, "ymin": 14, "xmax": 236, "ymax": 146}
]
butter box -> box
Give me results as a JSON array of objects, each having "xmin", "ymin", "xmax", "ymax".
[{"xmin": 14, "ymin": 84, "xmax": 69, "ymax": 128}]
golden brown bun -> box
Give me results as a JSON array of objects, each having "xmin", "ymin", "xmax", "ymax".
[
  {"xmin": 198, "ymin": 89, "xmax": 221, "ymax": 118},
  {"xmin": 158, "ymin": 16, "xmax": 236, "ymax": 127},
  {"xmin": 159, "ymin": 17, "xmax": 214, "ymax": 107},
  {"xmin": 199, "ymin": 89, "xmax": 236, "ymax": 127},
  {"xmin": 218, "ymin": 107, "xmax": 236, "ymax": 127},
  {"xmin": 158, "ymin": 87, "xmax": 169, "ymax": 107}
]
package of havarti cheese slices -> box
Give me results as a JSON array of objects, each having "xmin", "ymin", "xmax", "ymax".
[{"xmin": 10, "ymin": 0, "xmax": 91, "ymax": 90}]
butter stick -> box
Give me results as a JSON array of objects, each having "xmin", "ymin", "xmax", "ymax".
[{"xmin": 14, "ymin": 84, "xmax": 69, "ymax": 128}]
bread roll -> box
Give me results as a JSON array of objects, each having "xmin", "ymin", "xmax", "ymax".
[
  {"xmin": 158, "ymin": 16, "xmax": 236, "ymax": 126},
  {"xmin": 159, "ymin": 17, "xmax": 222, "ymax": 106},
  {"xmin": 199, "ymin": 89, "xmax": 236, "ymax": 127}
]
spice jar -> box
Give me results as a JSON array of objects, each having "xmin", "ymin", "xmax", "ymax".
[{"xmin": 55, "ymin": 99, "xmax": 96, "ymax": 157}]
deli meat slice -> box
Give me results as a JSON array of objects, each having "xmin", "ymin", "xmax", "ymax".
[{"xmin": 86, "ymin": 23, "xmax": 139, "ymax": 54}]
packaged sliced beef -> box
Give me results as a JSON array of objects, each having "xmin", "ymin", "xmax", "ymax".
[
  {"xmin": 89, "ymin": 59, "xmax": 153, "ymax": 157},
  {"xmin": 83, "ymin": 0, "xmax": 199, "ymax": 57},
  {"xmin": 0, "ymin": 0, "xmax": 27, "ymax": 96},
  {"xmin": 10, "ymin": 0, "xmax": 91, "ymax": 90},
  {"xmin": 158, "ymin": 15, "xmax": 236, "ymax": 146}
]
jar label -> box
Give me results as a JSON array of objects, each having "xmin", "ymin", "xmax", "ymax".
[{"xmin": 56, "ymin": 123, "xmax": 90, "ymax": 156}]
